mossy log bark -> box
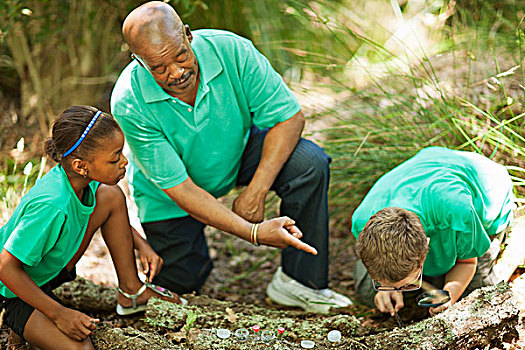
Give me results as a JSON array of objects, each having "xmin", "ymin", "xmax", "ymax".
[
  {"xmin": 145, "ymin": 294, "xmax": 361, "ymax": 349},
  {"xmin": 54, "ymin": 277, "xmax": 116, "ymax": 313},
  {"xmin": 55, "ymin": 279, "xmax": 518, "ymax": 350},
  {"xmin": 90, "ymin": 325, "xmax": 174, "ymax": 350},
  {"xmin": 357, "ymin": 281, "xmax": 519, "ymax": 350}
]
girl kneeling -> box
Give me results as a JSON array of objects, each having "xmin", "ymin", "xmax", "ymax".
[{"xmin": 0, "ymin": 106, "xmax": 181, "ymax": 350}]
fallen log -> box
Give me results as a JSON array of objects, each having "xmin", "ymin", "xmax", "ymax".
[
  {"xmin": 354, "ymin": 281, "xmax": 519, "ymax": 350},
  {"xmin": 145, "ymin": 294, "xmax": 361, "ymax": 349},
  {"xmin": 145, "ymin": 282, "xmax": 518, "ymax": 349},
  {"xmin": 54, "ymin": 276, "xmax": 116, "ymax": 313},
  {"xmin": 55, "ymin": 278, "xmax": 519, "ymax": 349},
  {"xmin": 55, "ymin": 278, "xmax": 361, "ymax": 349},
  {"xmin": 91, "ymin": 325, "xmax": 174, "ymax": 350}
]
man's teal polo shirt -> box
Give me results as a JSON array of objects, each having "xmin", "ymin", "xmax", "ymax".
[
  {"xmin": 351, "ymin": 147, "xmax": 515, "ymax": 277},
  {"xmin": 111, "ymin": 29, "xmax": 301, "ymax": 223}
]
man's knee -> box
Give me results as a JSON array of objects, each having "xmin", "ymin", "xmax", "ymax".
[
  {"xmin": 288, "ymin": 139, "xmax": 330, "ymax": 180},
  {"xmin": 142, "ymin": 216, "xmax": 211, "ymax": 294}
]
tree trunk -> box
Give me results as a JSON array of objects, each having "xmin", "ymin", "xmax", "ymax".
[{"xmin": 55, "ymin": 279, "xmax": 519, "ymax": 349}]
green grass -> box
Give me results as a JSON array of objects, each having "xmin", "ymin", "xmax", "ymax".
[{"xmin": 283, "ymin": 0, "xmax": 525, "ymax": 233}]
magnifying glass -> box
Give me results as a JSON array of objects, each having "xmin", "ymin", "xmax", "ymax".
[{"xmin": 416, "ymin": 289, "xmax": 450, "ymax": 307}]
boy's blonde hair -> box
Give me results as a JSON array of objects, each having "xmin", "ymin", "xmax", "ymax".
[{"xmin": 356, "ymin": 207, "xmax": 428, "ymax": 283}]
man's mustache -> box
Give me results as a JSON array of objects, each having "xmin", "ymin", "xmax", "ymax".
[{"xmin": 168, "ymin": 71, "xmax": 193, "ymax": 86}]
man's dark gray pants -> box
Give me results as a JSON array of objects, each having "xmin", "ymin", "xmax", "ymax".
[{"xmin": 142, "ymin": 126, "xmax": 331, "ymax": 294}]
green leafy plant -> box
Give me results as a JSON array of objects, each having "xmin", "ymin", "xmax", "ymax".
[{"xmin": 184, "ymin": 310, "xmax": 198, "ymax": 334}]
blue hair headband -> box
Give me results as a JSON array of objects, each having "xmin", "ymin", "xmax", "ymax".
[{"xmin": 62, "ymin": 111, "xmax": 102, "ymax": 158}]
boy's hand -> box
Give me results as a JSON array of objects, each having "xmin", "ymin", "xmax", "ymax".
[
  {"xmin": 53, "ymin": 306, "xmax": 98, "ymax": 341},
  {"xmin": 429, "ymin": 300, "xmax": 452, "ymax": 316},
  {"xmin": 429, "ymin": 258, "xmax": 476, "ymax": 316},
  {"xmin": 374, "ymin": 291, "xmax": 404, "ymax": 316},
  {"xmin": 428, "ymin": 286, "xmax": 459, "ymax": 316}
]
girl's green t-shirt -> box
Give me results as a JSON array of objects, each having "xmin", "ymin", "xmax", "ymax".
[
  {"xmin": 0, "ymin": 165, "xmax": 99, "ymax": 298},
  {"xmin": 351, "ymin": 147, "xmax": 515, "ymax": 277}
]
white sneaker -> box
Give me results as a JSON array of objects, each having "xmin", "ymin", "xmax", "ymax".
[{"xmin": 266, "ymin": 267, "xmax": 352, "ymax": 314}]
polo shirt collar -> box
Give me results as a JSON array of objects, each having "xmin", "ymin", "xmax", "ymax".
[
  {"xmin": 193, "ymin": 39, "xmax": 222, "ymax": 86},
  {"xmin": 138, "ymin": 36, "xmax": 223, "ymax": 104},
  {"xmin": 137, "ymin": 63, "xmax": 167, "ymax": 104}
]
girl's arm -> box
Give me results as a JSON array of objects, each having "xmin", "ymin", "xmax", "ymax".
[
  {"xmin": 131, "ymin": 227, "xmax": 163, "ymax": 282},
  {"xmin": 429, "ymin": 257, "xmax": 477, "ymax": 316},
  {"xmin": 0, "ymin": 249, "xmax": 98, "ymax": 341}
]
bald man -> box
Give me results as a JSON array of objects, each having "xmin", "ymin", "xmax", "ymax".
[{"xmin": 110, "ymin": 1, "xmax": 351, "ymax": 313}]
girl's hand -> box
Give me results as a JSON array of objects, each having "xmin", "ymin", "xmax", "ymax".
[
  {"xmin": 256, "ymin": 216, "xmax": 318, "ymax": 255},
  {"xmin": 53, "ymin": 306, "xmax": 98, "ymax": 341},
  {"xmin": 136, "ymin": 241, "xmax": 163, "ymax": 283}
]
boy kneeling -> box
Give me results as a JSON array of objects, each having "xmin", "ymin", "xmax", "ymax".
[{"xmin": 351, "ymin": 147, "xmax": 515, "ymax": 317}]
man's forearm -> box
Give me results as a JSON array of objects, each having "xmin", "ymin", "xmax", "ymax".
[
  {"xmin": 247, "ymin": 110, "xmax": 305, "ymax": 196},
  {"xmin": 163, "ymin": 177, "xmax": 318, "ymax": 255},
  {"xmin": 163, "ymin": 178, "xmax": 252, "ymax": 240}
]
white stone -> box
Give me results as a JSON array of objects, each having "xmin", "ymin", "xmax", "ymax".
[
  {"xmin": 327, "ymin": 330, "xmax": 341, "ymax": 343},
  {"xmin": 300, "ymin": 340, "xmax": 315, "ymax": 348},
  {"xmin": 217, "ymin": 329, "xmax": 231, "ymax": 339}
]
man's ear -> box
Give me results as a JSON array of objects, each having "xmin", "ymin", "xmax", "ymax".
[
  {"xmin": 185, "ymin": 24, "xmax": 192, "ymax": 43},
  {"xmin": 71, "ymin": 158, "xmax": 88, "ymax": 177}
]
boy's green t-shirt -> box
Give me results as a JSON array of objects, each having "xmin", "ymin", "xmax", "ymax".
[
  {"xmin": 0, "ymin": 165, "xmax": 99, "ymax": 298},
  {"xmin": 351, "ymin": 147, "xmax": 515, "ymax": 277},
  {"xmin": 111, "ymin": 29, "xmax": 301, "ymax": 223}
]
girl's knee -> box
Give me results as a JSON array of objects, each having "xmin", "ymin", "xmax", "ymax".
[
  {"xmin": 89, "ymin": 185, "xmax": 128, "ymax": 233},
  {"xmin": 96, "ymin": 184, "xmax": 127, "ymax": 209}
]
